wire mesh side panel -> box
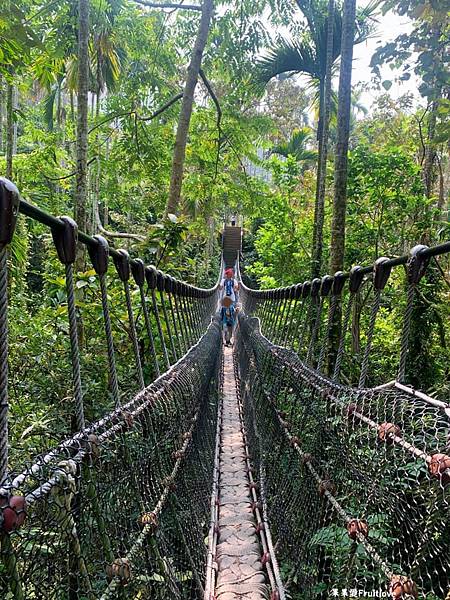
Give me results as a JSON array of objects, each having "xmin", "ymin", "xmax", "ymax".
[
  {"xmin": 0, "ymin": 320, "xmax": 221, "ymax": 600},
  {"xmin": 235, "ymin": 315, "xmax": 450, "ymax": 600}
]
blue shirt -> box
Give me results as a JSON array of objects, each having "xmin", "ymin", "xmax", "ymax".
[{"xmin": 221, "ymin": 305, "xmax": 235, "ymax": 327}]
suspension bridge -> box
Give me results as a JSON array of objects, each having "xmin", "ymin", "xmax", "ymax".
[{"xmin": 0, "ymin": 177, "xmax": 449, "ymax": 600}]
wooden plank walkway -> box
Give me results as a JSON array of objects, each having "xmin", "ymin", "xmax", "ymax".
[{"xmin": 213, "ymin": 345, "xmax": 268, "ymax": 600}]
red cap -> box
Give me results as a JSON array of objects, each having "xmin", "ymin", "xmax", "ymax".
[{"xmin": 225, "ymin": 268, "xmax": 234, "ymax": 276}]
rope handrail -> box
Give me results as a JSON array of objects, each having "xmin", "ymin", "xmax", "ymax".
[
  {"xmin": 0, "ymin": 177, "xmax": 224, "ymax": 600},
  {"xmin": 237, "ymin": 237, "xmax": 450, "ymax": 392},
  {"xmin": 238, "ymin": 240, "xmax": 450, "ymax": 297},
  {"xmin": 17, "ymin": 193, "xmax": 220, "ymax": 297}
]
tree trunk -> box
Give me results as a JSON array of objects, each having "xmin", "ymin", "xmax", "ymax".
[
  {"xmin": 0, "ymin": 79, "xmax": 4, "ymax": 154},
  {"xmin": 93, "ymin": 86, "xmax": 101, "ymax": 234},
  {"xmin": 165, "ymin": 0, "xmax": 214, "ymax": 216},
  {"xmin": 329, "ymin": 0, "xmax": 356, "ymax": 275},
  {"xmin": 5, "ymin": 82, "xmax": 13, "ymax": 180},
  {"xmin": 12, "ymin": 86, "xmax": 18, "ymax": 155},
  {"xmin": 327, "ymin": 0, "xmax": 356, "ymax": 373},
  {"xmin": 74, "ymin": 0, "xmax": 90, "ymax": 271},
  {"xmin": 423, "ymin": 97, "xmax": 439, "ymax": 200},
  {"xmin": 311, "ymin": 0, "xmax": 335, "ymax": 278}
]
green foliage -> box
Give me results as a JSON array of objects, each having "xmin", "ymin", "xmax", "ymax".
[{"xmin": 346, "ymin": 145, "xmax": 430, "ymax": 263}]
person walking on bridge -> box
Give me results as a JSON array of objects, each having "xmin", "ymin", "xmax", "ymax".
[
  {"xmin": 220, "ymin": 268, "xmax": 238, "ymax": 345},
  {"xmin": 220, "ymin": 268, "xmax": 238, "ymax": 304}
]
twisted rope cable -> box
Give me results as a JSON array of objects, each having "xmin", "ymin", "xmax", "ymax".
[
  {"xmin": 358, "ymin": 289, "xmax": 381, "ymax": 388},
  {"xmin": 306, "ymin": 297, "xmax": 323, "ymax": 365},
  {"xmin": 99, "ymin": 273, "xmax": 120, "ymax": 406},
  {"xmin": 193, "ymin": 299, "xmax": 203, "ymax": 339},
  {"xmin": 0, "ymin": 249, "xmax": 9, "ymax": 483},
  {"xmin": 287, "ymin": 297, "xmax": 305, "ymax": 350},
  {"xmin": 298, "ymin": 297, "xmax": 313, "ymax": 356},
  {"xmin": 174, "ymin": 293, "xmax": 189, "ymax": 354},
  {"xmin": 65, "ymin": 264, "xmax": 85, "ymax": 430},
  {"xmin": 138, "ymin": 284, "xmax": 160, "ymax": 378},
  {"xmin": 332, "ymin": 293, "xmax": 354, "ymax": 382},
  {"xmin": 124, "ymin": 281, "xmax": 145, "ymax": 389},
  {"xmin": 279, "ymin": 297, "xmax": 293, "ymax": 346},
  {"xmin": 317, "ymin": 295, "xmax": 337, "ymax": 373},
  {"xmin": 160, "ymin": 290, "xmax": 177, "ymax": 362},
  {"xmin": 167, "ymin": 292, "xmax": 183, "ymax": 357},
  {"xmin": 271, "ymin": 297, "xmax": 286, "ymax": 343},
  {"xmin": 180, "ymin": 294, "xmax": 194, "ymax": 348},
  {"xmin": 283, "ymin": 297, "xmax": 298, "ymax": 347},
  {"xmin": 151, "ymin": 288, "xmax": 170, "ymax": 370},
  {"xmin": 397, "ymin": 283, "xmax": 415, "ymax": 383}
]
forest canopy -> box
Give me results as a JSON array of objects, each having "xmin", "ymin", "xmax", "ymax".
[{"xmin": 0, "ymin": 0, "xmax": 449, "ymax": 438}]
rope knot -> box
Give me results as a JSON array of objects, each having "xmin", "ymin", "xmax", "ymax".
[
  {"xmin": 428, "ymin": 453, "xmax": 450, "ymax": 485},
  {"xmin": 106, "ymin": 558, "xmax": 132, "ymax": 583},
  {"xmin": 378, "ymin": 422, "xmax": 401, "ymax": 443},
  {"xmin": 139, "ymin": 511, "xmax": 158, "ymax": 531},
  {"xmin": 347, "ymin": 518, "xmax": 369, "ymax": 541},
  {"xmin": 389, "ymin": 575, "xmax": 417, "ymax": 599},
  {"xmin": 0, "ymin": 495, "xmax": 26, "ymax": 533},
  {"xmin": 318, "ymin": 479, "xmax": 336, "ymax": 496}
]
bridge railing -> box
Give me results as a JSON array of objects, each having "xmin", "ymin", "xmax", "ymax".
[
  {"xmin": 238, "ymin": 241, "xmax": 450, "ymax": 395},
  {"xmin": 0, "ymin": 178, "xmax": 222, "ymax": 598},
  {"xmin": 235, "ymin": 241, "xmax": 450, "ymax": 599}
]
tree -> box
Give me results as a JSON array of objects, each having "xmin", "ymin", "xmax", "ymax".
[
  {"xmin": 165, "ymin": 0, "xmax": 215, "ymax": 216},
  {"xmin": 311, "ymin": 0, "xmax": 334, "ymax": 278},
  {"xmin": 0, "ymin": 1, "xmax": 41, "ymax": 179},
  {"xmin": 370, "ymin": 0, "xmax": 449, "ymax": 211},
  {"xmin": 270, "ymin": 127, "xmax": 317, "ymax": 166},
  {"xmin": 329, "ymin": 0, "xmax": 357, "ymax": 276},
  {"xmin": 75, "ymin": 0, "xmax": 90, "ymax": 270},
  {"xmin": 258, "ymin": 0, "xmax": 373, "ymax": 275}
]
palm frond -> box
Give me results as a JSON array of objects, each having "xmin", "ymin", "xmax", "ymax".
[
  {"xmin": 355, "ymin": 0, "xmax": 380, "ymax": 43},
  {"xmin": 43, "ymin": 87, "xmax": 57, "ymax": 131},
  {"xmin": 257, "ymin": 38, "xmax": 320, "ymax": 83},
  {"xmin": 271, "ymin": 127, "xmax": 317, "ymax": 162}
]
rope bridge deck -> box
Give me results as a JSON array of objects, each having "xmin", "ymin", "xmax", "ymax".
[
  {"xmin": 205, "ymin": 345, "xmax": 280, "ymax": 600},
  {"xmin": 0, "ymin": 178, "xmax": 449, "ymax": 599}
]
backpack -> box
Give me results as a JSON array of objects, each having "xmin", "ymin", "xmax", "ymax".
[{"xmin": 224, "ymin": 278, "xmax": 234, "ymax": 296}]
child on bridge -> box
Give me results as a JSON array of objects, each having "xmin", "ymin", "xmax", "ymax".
[{"xmin": 220, "ymin": 268, "xmax": 239, "ymax": 346}]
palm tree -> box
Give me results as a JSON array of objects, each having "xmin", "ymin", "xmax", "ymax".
[
  {"xmin": 258, "ymin": 0, "xmax": 374, "ymax": 275},
  {"xmin": 270, "ymin": 127, "xmax": 317, "ymax": 166},
  {"xmin": 75, "ymin": 0, "xmax": 90, "ymax": 272},
  {"xmin": 330, "ymin": 0, "xmax": 358, "ymax": 276}
]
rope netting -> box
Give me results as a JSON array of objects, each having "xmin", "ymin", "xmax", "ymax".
[
  {"xmin": 1, "ymin": 175, "xmax": 449, "ymax": 600},
  {"xmin": 0, "ymin": 179, "xmax": 222, "ymax": 598},
  {"xmin": 236, "ymin": 243, "xmax": 450, "ymax": 600}
]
